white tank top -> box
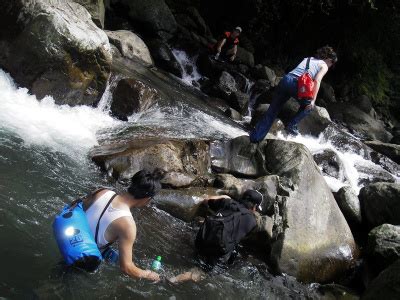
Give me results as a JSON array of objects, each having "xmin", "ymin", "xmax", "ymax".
[
  {"xmin": 86, "ymin": 190, "xmax": 133, "ymax": 249},
  {"xmin": 289, "ymin": 57, "xmax": 327, "ymax": 79}
]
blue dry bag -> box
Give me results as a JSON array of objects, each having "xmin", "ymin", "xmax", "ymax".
[{"xmin": 53, "ymin": 201, "xmax": 102, "ymax": 272}]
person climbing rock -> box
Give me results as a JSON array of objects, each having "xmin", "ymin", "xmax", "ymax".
[
  {"xmin": 249, "ymin": 46, "xmax": 338, "ymax": 142},
  {"xmin": 213, "ymin": 26, "xmax": 242, "ymax": 62},
  {"xmin": 169, "ymin": 189, "xmax": 263, "ymax": 283}
]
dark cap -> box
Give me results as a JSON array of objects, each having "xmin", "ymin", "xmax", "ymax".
[{"xmin": 241, "ymin": 189, "xmax": 263, "ymax": 208}]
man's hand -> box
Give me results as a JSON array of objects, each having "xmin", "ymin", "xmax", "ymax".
[
  {"xmin": 214, "ymin": 52, "xmax": 220, "ymax": 60},
  {"xmin": 305, "ymin": 100, "xmax": 316, "ymax": 111},
  {"xmin": 229, "ymin": 55, "xmax": 235, "ymax": 62},
  {"xmin": 143, "ymin": 270, "xmax": 160, "ymax": 282}
]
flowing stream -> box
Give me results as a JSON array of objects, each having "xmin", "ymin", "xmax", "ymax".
[{"xmin": 0, "ymin": 69, "xmax": 325, "ymax": 299}]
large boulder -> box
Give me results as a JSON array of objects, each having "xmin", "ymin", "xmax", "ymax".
[
  {"xmin": 0, "ymin": 0, "xmax": 112, "ymax": 106},
  {"xmin": 263, "ymin": 139, "xmax": 357, "ymax": 283},
  {"xmin": 335, "ymin": 186, "xmax": 362, "ymax": 225},
  {"xmin": 146, "ymin": 39, "xmax": 183, "ymax": 77},
  {"xmin": 228, "ymin": 91, "xmax": 250, "ymax": 115},
  {"xmin": 367, "ymin": 224, "xmax": 400, "ymax": 273},
  {"xmin": 208, "ymin": 71, "xmax": 238, "ymax": 100},
  {"xmin": 364, "ymin": 141, "xmax": 400, "ymax": 164},
  {"xmin": 90, "ymin": 138, "xmax": 210, "ymax": 182},
  {"xmin": 362, "ymin": 259, "xmax": 400, "ymax": 300},
  {"xmin": 279, "ymin": 99, "xmax": 332, "ymax": 136},
  {"xmin": 359, "ymin": 183, "xmax": 400, "ymax": 229},
  {"xmin": 110, "ymin": 78, "xmax": 159, "ymax": 121},
  {"xmin": 118, "ymin": 0, "xmax": 177, "ymax": 36},
  {"xmin": 313, "ymin": 149, "xmax": 343, "ymax": 179},
  {"xmin": 327, "ymin": 103, "xmax": 392, "ymax": 142},
  {"xmin": 105, "ymin": 30, "xmax": 153, "ymax": 66},
  {"xmin": 210, "ymin": 135, "xmax": 267, "ymax": 178},
  {"xmin": 75, "ymin": 0, "xmax": 105, "ymax": 28}
]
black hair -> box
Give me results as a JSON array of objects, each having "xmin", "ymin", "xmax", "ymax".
[
  {"xmin": 240, "ymin": 190, "xmax": 263, "ymax": 210},
  {"xmin": 127, "ymin": 168, "xmax": 165, "ymax": 199},
  {"xmin": 315, "ymin": 45, "xmax": 338, "ymax": 63}
]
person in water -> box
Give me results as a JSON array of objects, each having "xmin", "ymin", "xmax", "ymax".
[
  {"xmin": 213, "ymin": 26, "xmax": 242, "ymax": 62},
  {"xmin": 83, "ymin": 169, "xmax": 163, "ymax": 281},
  {"xmin": 169, "ymin": 189, "xmax": 263, "ymax": 283},
  {"xmin": 249, "ymin": 46, "xmax": 338, "ymax": 142}
]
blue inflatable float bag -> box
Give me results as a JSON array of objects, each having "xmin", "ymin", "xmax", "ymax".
[{"xmin": 53, "ymin": 201, "xmax": 102, "ymax": 272}]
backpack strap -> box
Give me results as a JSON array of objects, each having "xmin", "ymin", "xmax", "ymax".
[
  {"xmin": 305, "ymin": 57, "xmax": 311, "ymax": 71},
  {"xmin": 95, "ymin": 193, "xmax": 118, "ymax": 246}
]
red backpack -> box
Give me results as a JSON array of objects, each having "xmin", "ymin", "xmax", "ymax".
[{"xmin": 297, "ymin": 57, "xmax": 316, "ymax": 100}]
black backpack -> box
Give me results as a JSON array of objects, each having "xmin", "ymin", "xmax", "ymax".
[{"xmin": 195, "ymin": 200, "xmax": 252, "ymax": 257}]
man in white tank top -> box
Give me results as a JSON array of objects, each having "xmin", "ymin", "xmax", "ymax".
[{"xmin": 83, "ymin": 169, "xmax": 163, "ymax": 281}]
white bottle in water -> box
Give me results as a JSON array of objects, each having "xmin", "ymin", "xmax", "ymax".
[{"xmin": 151, "ymin": 256, "xmax": 162, "ymax": 272}]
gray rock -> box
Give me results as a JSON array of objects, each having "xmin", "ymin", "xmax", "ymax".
[
  {"xmin": 335, "ymin": 186, "xmax": 362, "ymax": 225},
  {"xmin": 359, "ymin": 183, "xmax": 400, "ymax": 228},
  {"xmin": 228, "ymin": 91, "xmax": 250, "ymax": 115},
  {"xmin": 90, "ymin": 138, "xmax": 210, "ymax": 181},
  {"xmin": 354, "ymin": 95, "xmax": 372, "ymax": 114},
  {"xmin": 367, "ymin": 224, "xmax": 400, "ymax": 272},
  {"xmin": 210, "ymin": 135, "xmax": 267, "ymax": 177},
  {"xmin": 355, "ymin": 162, "xmax": 396, "ymax": 186},
  {"xmin": 110, "ymin": 78, "xmax": 159, "ymax": 121},
  {"xmin": 264, "ymin": 139, "xmax": 357, "ymax": 283},
  {"xmin": 364, "ymin": 141, "xmax": 400, "ymax": 164},
  {"xmin": 362, "ymin": 259, "xmax": 400, "ymax": 300},
  {"xmin": 224, "ymin": 107, "xmax": 242, "ymax": 121},
  {"xmin": 75, "ymin": 0, "xmax": 105, "ymax": 28},
  {"xmin": 327, "ymin": 103, "xmax": 392, "ymax": 142},
  {"xmin": 235, "ymin": 47, "xmax": 255, "ymax": 67},
  {"xmin": 214, "ymin": 71, "xmax": 238, "ymax": 99},
  {"xmin": 105, "ymin": 30, "xmax": 153, "ymax": 66},
  {"xmin": 313, "ymin": 149, "xmax": 343, "ymax": 179},
  {"xmin": 153, "ymin": 188, "xmax": 218, "ymax": 222},
  {"xmin": 279, "ymin": 99, "xmax": 332, "ymax": 136},
  {"xmin": 0, "ymin": 0, "xmax": 112, "ymax": 106},
  {"xmin": 146, "ymin": 39, "xmax": 183, "ymax": 77},
  {"xmin": 119, "ymin": 0, "xmax": 177, "ymax": 34},
  {"xmin": 252, "ymin": 65, "xmax": 277, "ymax": 86},
  {"xmin": 317, "ymin": 82, "xmax": 336, "ymax": 106}
]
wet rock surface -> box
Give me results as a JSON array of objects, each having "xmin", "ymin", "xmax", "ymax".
[
  {"xmin": 210, "ymin": 135, "xmax": 267, "ymax": 177},
  {"xmin": 75, "ymin": 0, "xmax": 105, "ymax": 28},
  {"xmin": 359, "ymin": 182, "xmax": 400, "ymax": 229},
  {"xmin": 146, "ymin": 39, "xmax": 183, "ymax": 77},
  {"xmin": 367, "ymin": 224, "xmax": 400, "ymax": 272},
  {"xmin": 0, "ymin": 0, "xmax": 112, "ymax": 106},
  {"xmin": 90, "ymin": 137, "xmax": 210, "ymax": 182},
  {"xmin": 110, "ymin": 78, "xmax": 160, "ymax": 120},
  {"xmin": 327, "ymin": 103, "xmax": 392, "ymax": 142},
  {"xmin": 335, "ymin": 186, "xmax": 362, "ymax": 226},
  {"xmin": 106, "ymin": 30, "xmax": 153, "ymax": 66},
  {"xmin": 364, "ymin": 141, "xmax": 400, "ymax": 164}
]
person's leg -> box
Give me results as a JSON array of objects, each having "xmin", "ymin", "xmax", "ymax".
[
  {"xmin": 249, "ymin": 78, "xmax": 291, "ymax": 143},
  {"xmin": 286, "ymin": 99, "xmax": 314, "ymax": 134}
]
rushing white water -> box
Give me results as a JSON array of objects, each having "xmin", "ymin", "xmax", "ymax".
[
  {"xmin": 0, "ymin": 70, "xmax": 120, "ymax": 159},
  {"xmin": 171, "ymin": 49, "xmax": 202, "ymax": 87},
  {"xmin": 277, "ymin": 132, "xmax": 399, "ymax": 194}
]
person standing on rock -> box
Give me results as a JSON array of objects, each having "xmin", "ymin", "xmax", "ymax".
[
  {"xmin": 213, "ymin": 26, "xmax": 242, "ymax": 62},
  {"xmin": 82, "ymin": 169, "xmax": 164, "ymax": 281},
  {"xmin": 249, "ymin": 46, "xmax": 338, "ymax": 142}
]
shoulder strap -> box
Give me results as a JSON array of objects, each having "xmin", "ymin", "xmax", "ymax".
[
  {"xmin": 305, "ymin": 57, "xmax": 311, "ymax": 71},
  {"xmin": 95, "ymin": 193, "xmax": 118, "ymax": 245}
]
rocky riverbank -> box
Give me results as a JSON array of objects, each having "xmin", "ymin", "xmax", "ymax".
[{"xmin": 1, "ymin": 0, "xmax": 400, "ymax": 298}]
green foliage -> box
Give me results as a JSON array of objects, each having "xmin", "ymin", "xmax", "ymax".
[{"xmin": 350, "ymin": 48, "xmax": 391, "ymax": 106}]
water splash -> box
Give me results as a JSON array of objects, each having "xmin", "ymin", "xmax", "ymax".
[
  {"xmin": 277, "ymin": 132, "xmax": 399, "ymax": 194},
  {"xmin": 0, "ymin": 69, "xmax": 120, "ymax": 159},
  {"xmin": 171, "ymin": 49, "xmax": 202, "ymax": 88}
]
